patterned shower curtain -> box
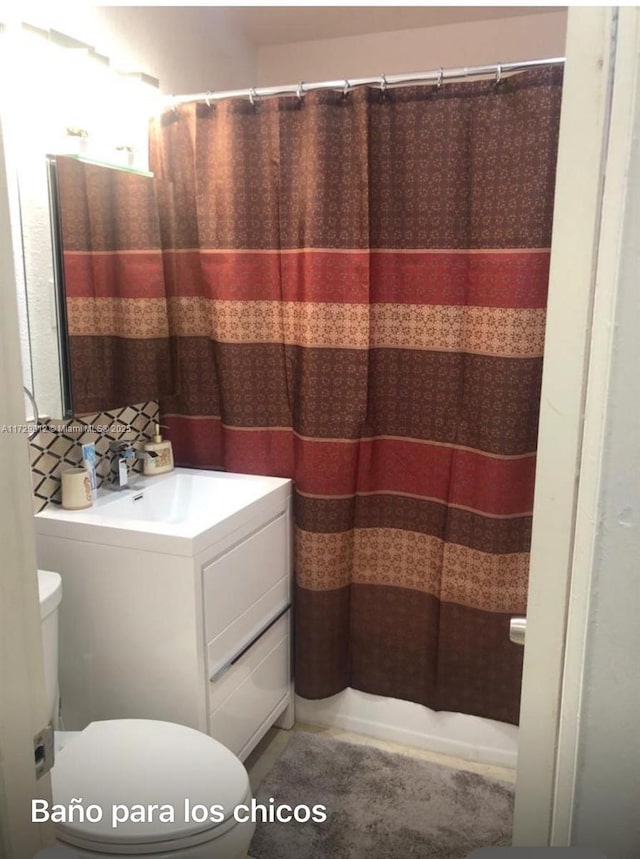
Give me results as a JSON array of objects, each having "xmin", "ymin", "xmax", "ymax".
[
  {"xmin": 54, "ymin": 156, "xmax": 174, "ymax": 415},
  {"xmin": 149, "ymin": 67, "xmax": 562, "ymax": 724}
]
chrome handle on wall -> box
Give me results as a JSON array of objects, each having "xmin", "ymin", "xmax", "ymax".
[{"xmin": 509, "ymin": 617, "xmax": 527, "ymax": 646}]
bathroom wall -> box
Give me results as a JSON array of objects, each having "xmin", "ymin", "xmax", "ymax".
[
  {"xmin": 28, "ymin": 401, "xmax": 159, "ymax": 513},
  {"xmin": 19, "ymin": 6, "xmax": 257, "ymax": 94},
  {"xmin": 256, "ymin": 10, "xmax": 567, "ymax": 84},
  {"xmin": 572, "ymin": 189, "xmax": 640, "ymax": 855}
]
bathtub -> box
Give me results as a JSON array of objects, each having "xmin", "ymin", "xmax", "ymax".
[{"xmin": 295, "ymin": 689, "xmax": 518, "ymax": 769}]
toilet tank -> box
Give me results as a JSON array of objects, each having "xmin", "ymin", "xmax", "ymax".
[{"xmin": 37, "ymin": 570, "xmax": 62, "ymax": 727}]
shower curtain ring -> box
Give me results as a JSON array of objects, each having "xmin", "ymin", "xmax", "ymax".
[
  {"xmin": 343, "ymin": 79, "xmax": 351, "ymax": 97},
  {"xmin": 437, "ymin": 67, "xmax": 444, "ymax": 89},
  {"xmin": 379, "ymin": 73, "xmax": 388, "ymax": 94},
  {"xmin": 297, "ymin": 81, "xmax": 305, "ymax": 101},
  {"xmin": 249, "ymin": 87, "xmax": 257, "ymax": 106},
  {"xmin": 205, "ymin": 91, "xmax": 213, "ymax": 108},
  {"xmin": 495, "ymin": 63, "xmax": 503, "ymax": 86}
]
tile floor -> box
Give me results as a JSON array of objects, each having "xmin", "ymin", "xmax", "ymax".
[{"xmin": 245, "ymin": 721, "xmax": 517, "ymax": 791}]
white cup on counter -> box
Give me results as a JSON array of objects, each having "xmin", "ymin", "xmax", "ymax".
[{"xmin": 61, "ymin": 467, "xmax": 93, "ymax": 510}]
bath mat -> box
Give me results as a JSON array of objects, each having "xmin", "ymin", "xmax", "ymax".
[{"xmin": 249, "ymin": 731, "xmax": 513, "ymax": 859}]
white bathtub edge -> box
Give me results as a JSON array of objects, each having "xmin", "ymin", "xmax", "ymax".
[{"xmin": 295, "ymin": 689, "xmax": 518, "ymax": 770}]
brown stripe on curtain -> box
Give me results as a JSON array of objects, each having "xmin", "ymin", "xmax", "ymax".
[
  {"xmin": 54, "ymin": 156, "xmax": 174, "ymax": 415},
  {"xmin": 149, "ymin": 67, "xmax": 563, "ymax": 724}
]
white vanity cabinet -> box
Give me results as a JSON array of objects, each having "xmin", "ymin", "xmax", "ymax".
[
  {"xmin": 202, "ymin": 507, "xmax": 293, "ymax": 758},
  {"xmin": 35, "ymin": 469, "xmax": 293, "ymax": 761}
]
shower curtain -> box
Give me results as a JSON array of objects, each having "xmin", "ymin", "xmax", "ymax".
[{"xmin": 150, "ymin": 67, "xmax": 563, "ymax": 724}]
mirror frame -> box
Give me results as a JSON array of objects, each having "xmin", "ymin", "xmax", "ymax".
[{"xmin": 46, "ymin": 155, "xmax": 74, "ymax": 419}]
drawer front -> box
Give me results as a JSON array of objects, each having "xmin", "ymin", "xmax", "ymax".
[
  {"xmin": 209, "ymin": 612, "xmax": 290, "ymax": 757},
  {"xmin": 202, "ymin": 512, "xmax": 288, "ymax": 651},
  {"xmin": 207, "ymin": 583, "xmax": 288, "ymax": 680}
]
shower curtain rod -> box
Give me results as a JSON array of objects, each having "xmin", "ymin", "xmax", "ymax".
[{"xmin": 167, "ymin": 56, "xmax": 565, "ymax": 107}]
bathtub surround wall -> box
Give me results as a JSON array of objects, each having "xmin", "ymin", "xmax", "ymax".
[
  {"xmin": 149, "ymin": 67, "xmax": 563, "ymax": 726},
  {"xmin": 28, "ymin": 400, "xmax": 159, "ymax": 512}
]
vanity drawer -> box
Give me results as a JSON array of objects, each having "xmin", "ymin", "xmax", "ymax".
[
  {"xmin": 202, "ymin": 512, "xmax": 288, "ymax": 648},
  {"xmin": 209, "ymin": 612, "xmax": 290, "ymax": 758},
  {"xmin": 206, "ymin": 576, "xmax": 289, "ymax": 679}
]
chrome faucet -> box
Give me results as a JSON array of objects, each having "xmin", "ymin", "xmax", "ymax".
[
  {"xmin": 107, "ymin": 440, "xmax": 158, "ymax": 490},
  {"xmin": 107, "ymin": 441, "xmax": 135, "ymax": 490}
]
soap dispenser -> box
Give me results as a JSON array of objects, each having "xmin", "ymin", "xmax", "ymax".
[{"xmin": 143, "ymin": 424, "xmax": 174, "ymax": 476}]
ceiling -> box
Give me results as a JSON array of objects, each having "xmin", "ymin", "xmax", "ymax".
[{"xmin": 223, "ymin": 6, "xmax": 565, "ymax": 46}]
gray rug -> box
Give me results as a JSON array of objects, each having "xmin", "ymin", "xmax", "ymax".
[{"xmin": 249, "ymin": 732, "xmax": 513, "ymax": 859}]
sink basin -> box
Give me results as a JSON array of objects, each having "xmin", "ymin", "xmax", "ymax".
[
  {"xmin": 93, "ymin": 470, "xmax": 279, "ymax": 525},
  {"xmin": 35, "ymin": 468, "xmax": 291, "ymax": 556}
]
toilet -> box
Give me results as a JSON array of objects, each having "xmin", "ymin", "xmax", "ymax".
[{"xmin": 37, "ymin": 570, "xmax": 256, "ymax": 858}]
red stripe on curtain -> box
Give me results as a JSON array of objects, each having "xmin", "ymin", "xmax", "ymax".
[
  {"xmin": 356, "ymin": 438, "xmax": 537, "ymax": 515},
  {"xmin": 167, "ymin": 248, "xmax": 549, "ymax": 308},
  {"xmin": 221, "ymin": 429, "xmax": 536, "ymax": 515},
  {"xmin": 370, "ymin": 251, "xmax": 550, "ymax": 308},
  {"xmin": 221, "ymin": 427, "xmax": 295, "ymax": 477},
  {"xmin": 63, "ymin": 251, "xmax": 168, "ymax": 298}
]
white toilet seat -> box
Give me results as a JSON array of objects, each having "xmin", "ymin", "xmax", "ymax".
[
  {"xmin": 57, "ymin": 794, "xmax": 252, "ymax": 855},
  {"xmin": 52, "ymin": 720, "xmax": 254, "ymax": 857}
]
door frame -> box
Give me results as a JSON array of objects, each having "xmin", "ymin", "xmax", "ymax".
[
  {"xmin": 514, "ymin": 5, "xmax": 638, "ymax": 845},
  {"xmin": 0, "ymin": 114, "xmax": 55, "ymax": 855}
]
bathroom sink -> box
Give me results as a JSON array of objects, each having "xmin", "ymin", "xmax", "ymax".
[
  {"xmin": 93, "ymin": 471, "xmax": 278, "ymax": 524},
  {"xmin": 35, "ymin": 467, "xmax": 291, "ymax": 556}
]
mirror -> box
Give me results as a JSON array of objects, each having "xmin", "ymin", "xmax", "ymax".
[
  {"xmin": 1, "ymin": 22, "xmax": 163, "ymax": 420},
  {"xmin": 12, "ymin": 142, "xmax": 69, "ymax": 420},
  {"xmin": 48, "ymin": 155, "xmax": 175, "ymax": 416}
]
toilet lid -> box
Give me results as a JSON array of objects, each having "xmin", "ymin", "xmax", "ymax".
[{"xmin": 52, "ymin": 720, "xmax": 250, "ymax": 848}]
